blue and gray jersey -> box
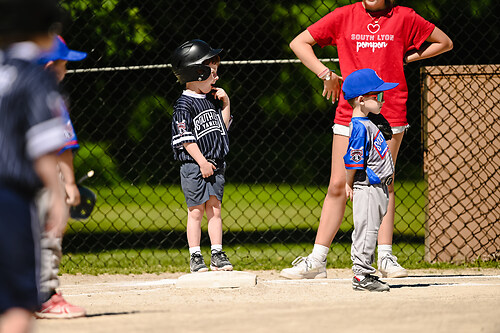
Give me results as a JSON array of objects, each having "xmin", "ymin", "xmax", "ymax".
[
  {"xmin": 0, "ymin": 42, "xmax": 65, "ymax": 196},
  {"xmin": 344, "ymin": 117, "xmax": 394, "ymax": 185},
  {"xmin": 58, "ymin": 101, "xmax": 80, "ymax": 155},
  {"xmin": 171, "ymin": 90, "xmax": 229, "ymax": 162}
]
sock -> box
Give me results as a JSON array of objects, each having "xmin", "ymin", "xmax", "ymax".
[
  {"xmin": 354, "ymin": 274, "xmax": 366, "ymax": 281},
  {"xmin": 189, "ymin": 246, "xmax": 201, "ymax": 255},
  {"xmin": 311, "ymin": 244, "xmax": 329, "ymax": 262},
  {"xmin": 211, "ymin": 244, "xmax": 223, "ymax": 253},
  {"xmin": 378, "ymin": 244, "xmax": 392, "ymax": 258}
]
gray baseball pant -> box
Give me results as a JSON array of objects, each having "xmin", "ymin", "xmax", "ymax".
[
  {"xmin": 351, "ymin": 183, "xmax": 389, "ymax": 276},
  {"xmin": 36, "ymin": 185, "xmax": 69, "ymax": 302}
]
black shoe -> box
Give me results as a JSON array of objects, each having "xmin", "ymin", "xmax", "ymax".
[
  {"xmin": 210, "ymin": 250, "xmax": 233, "ymax": 271},
  {"xmin": 352, "ymin": 275, "xmax": 390, "ymax": 292},
  {"xmin": 190, "ymin": 252, "xmax": 208, "ymax": 273}
]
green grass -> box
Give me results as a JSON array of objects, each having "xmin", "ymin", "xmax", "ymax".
[
  {"xmin": 60, "ymin": 181, "xmax": 498, "ymax": 274},
  {"xmin": 66, "ymin": 181, "xmax": 426, "ymax": 236},
  {"xmin": 60, "ymin": 243, "xmax": 498, "ymax": 275}
]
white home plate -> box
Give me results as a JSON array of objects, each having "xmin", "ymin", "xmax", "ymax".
[{"xmin": 176, "ymin": 271, "xmax": 257, "ymax": 289}]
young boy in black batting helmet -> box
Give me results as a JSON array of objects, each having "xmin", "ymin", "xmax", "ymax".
[
  {"xmin": 0, "ymin": 0, "xmax": 67, "ymax": 331},
  {"xmin": 171, "ymin": 39, "xmax": 233, "ymax": 272}
]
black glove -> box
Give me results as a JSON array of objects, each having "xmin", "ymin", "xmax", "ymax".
[
  {"xmin": 368, "ymin": 113, "xmax": 393, "ymax": 141},
  {"xmin": 70, "ymin": 186, "xmax": 96, "ymax": 220}
]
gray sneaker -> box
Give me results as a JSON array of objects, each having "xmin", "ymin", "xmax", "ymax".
[
  {"xmin": 352, "ymin": 275, "xmax": 390, "ymax": 292},
  {"xmin": 190, "ymin": 252, "xmax": 208, "ymax": 273},
  {"xmin": 280, "ymin": 255, "xmax": 327, "ymax": 279},
  {"xmin": 378, "ymin": 253, "xmax": 408, "ymax": 278},
  {"xmin": 210, "ymin": 250, "xmax": 233, "ymax": 271}
]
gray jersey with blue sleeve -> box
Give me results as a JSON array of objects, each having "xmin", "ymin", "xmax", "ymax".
[{"xmin": 344, "ymin": 117, "xmax": 394, "ymax": 186}]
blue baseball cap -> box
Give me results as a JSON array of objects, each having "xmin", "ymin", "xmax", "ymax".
[
  {"xmin": 342, "ymin": 68, "xmax": 399, "ymax": 100},
  {"xmin": 38, "ymin": 35, "xmax": 87, "ymax": 64}
]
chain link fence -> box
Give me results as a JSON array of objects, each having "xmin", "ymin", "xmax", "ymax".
[{"xmin": 59, "ymin": 0, "xmax": 499, "ymax": 270}]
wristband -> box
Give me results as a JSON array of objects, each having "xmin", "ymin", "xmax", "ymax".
[{"xmin": 317, "ymin": 68, "xmax": 330, "ymax": 79}]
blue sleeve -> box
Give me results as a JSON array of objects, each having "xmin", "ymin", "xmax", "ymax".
[
  {"xmin": 58, "ymin": 104, "xmax": 79, "ymax": 155},
  {"xmin": 344, "ymin": 121, "xmax": 369, "ymax": 169},
  {"xmin": 171, "ymin": 103, "xmax": 196, "ymax": 149}
]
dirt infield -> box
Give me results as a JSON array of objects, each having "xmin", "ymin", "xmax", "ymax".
[{"xmin": 35, "ymin": 268, "xmax": 500, "ymax": 333}]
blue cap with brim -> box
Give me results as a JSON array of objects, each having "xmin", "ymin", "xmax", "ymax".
[
  {"xmin": 38, "ymin": 35, "xmax": 87, "ymax": 64},
  {"xmin": 342, "ymin": 68, "xmax": 399, "ymax": 100}
]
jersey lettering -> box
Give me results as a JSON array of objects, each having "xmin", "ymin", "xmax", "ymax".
[
  {"xmin": 193, "ymin": 109, "xmax": 226, "ymax": 138},
  {"xmin": 373, "ymin": 131, "xmax": 388, "ymax": 159}
]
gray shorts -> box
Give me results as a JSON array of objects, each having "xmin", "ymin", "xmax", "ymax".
[{"xmin": 180, "ymin": 162, "xmax": 225, "ymax": 207}]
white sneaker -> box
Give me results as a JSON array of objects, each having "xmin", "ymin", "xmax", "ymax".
[
  {"xmin": 377, "ymin": 254, "xmax": 408, "ymax": 278},
  {"xmin": 280, "ymin": 255, "xmax": 327, "ymax": 279}
]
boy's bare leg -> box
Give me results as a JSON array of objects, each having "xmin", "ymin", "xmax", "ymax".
[
  {"xmin": 186, "ymin": 203, "xmax": 209, "ymax": 272},
  {"xmin": 377, "ymin": 132, "xmax": 408, "ymax": 278},
  {"xmin": 187, "ymin": 204, "xmax": 205, "ymax": 248},
  {"xmin": 205, "ymin": 195, "xmax": 222, "ymax": 246},
  {"xmin": 205, "ymin": 195, "xmax": 232, "ymax": 270},
  {"xmin": 0, "ymin": 308, "xmax": 33, "ymax": 333}
]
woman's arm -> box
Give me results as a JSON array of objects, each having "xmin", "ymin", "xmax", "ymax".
[
  {"xmin": 405, "ymin": 26, "xmax": 453, "ymax": 64},
  {"xmin": 290, "ymin": 30, "xmax": 343, "ymax": 102}
]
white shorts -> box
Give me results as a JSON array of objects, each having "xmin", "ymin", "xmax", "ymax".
[{"xmin": 332, "ymin": 124, "xmax": 409, "ymax": 137}]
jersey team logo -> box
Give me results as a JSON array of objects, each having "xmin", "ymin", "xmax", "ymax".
[
  {"xmin": 176, "ymin": 120, "xmax": 186, "ymax": 135},
  {"xmin": 350, "ymin": 148, "xmax": 363, "ymax": 162}
]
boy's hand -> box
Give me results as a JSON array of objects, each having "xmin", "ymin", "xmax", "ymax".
[
  {"xmin": 345, "ymin": 183, "xmax": 353, "ymax": 201},
  {"xmin": 211, "ymin": 87, "xmax": 230, "ymax": 107},
  {"xmin": 65, "ymin": 182, "xmax": 81, "ymax": 206},
  {"xmin": 199, "ymin": 160, "xmax": 216, "ymax": 178},
  {"xmin": 322, "ymin": 73, "xmax": 343, "ymax": 103}
]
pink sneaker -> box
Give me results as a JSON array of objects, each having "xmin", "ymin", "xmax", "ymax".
[{"xmin": 34, "ymin": 292, "xmax": 86, "ymax": 319}]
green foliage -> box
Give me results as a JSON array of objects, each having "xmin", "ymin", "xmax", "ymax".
[
  {"xmin": 61, "ymin": 0, "xmax": 155, "ymax": 58},
  {"xmin": 128, "ymin": 95, "xmax": 171, "ymax": 142},
  {"xmin": 73, "ymin": 142, "xmax": 121, "ymax": 186}
]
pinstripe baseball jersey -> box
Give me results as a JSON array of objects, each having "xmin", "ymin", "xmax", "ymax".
[
  {"xmin": 0, "ymin": 42, "xmax": 65, "ymax": 196},
  {"xmin": 171, "ymin": 90, "xmax": 229, "ymax": 162},
  {"xmin": 344, "ymin": 116, "xmax": 394, "ymax": 185}
]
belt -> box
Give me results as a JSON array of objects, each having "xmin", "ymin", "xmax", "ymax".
[
  {"xmin": 206, "ymin": 158, "xmax": 225, "ymax": 172},
  {"xmin": 181, "ymin": 159, "xmax": 225, "ymax": 172}
]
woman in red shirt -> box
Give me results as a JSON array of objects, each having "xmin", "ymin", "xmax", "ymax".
[{"xmin": 280, "ymin": 0, "xmax": 453, "ymax": 279}]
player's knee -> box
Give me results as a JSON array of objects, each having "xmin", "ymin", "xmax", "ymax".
[{"xmin": 188, "ymin": 205, "xmax": 204, "ymax": 219}]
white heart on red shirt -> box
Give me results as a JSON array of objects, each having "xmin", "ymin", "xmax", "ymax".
[{"xmin": 367, "ymin": 23, "xmax": 380, "ymax": 34}]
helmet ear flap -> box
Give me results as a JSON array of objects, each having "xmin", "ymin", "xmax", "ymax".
[{"xmin": 173, "ymin": 64, "xmax": 211, "ymax": 84}]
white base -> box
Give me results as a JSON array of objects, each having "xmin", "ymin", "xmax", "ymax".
[{"xmin": 176, "ymin": 271, "xmax": 257, "ymax": 289}]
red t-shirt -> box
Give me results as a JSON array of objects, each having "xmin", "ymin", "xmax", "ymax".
[{"xmin": 308, "ymin": 3, "xmax": 435, "ymax": 126}]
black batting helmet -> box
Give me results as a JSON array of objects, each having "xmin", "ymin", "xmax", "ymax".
[{"xmin": 171, "ymin": 39, "xmax": 222, "ymax": 84}]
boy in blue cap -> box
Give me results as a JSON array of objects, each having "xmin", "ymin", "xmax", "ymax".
[
  {"xmin": 342, "ymin": 68, "xmax": 398, "ymax": 292},
  {"xmin": 0, "ymin": 0, "xmax": 67, "ymax": 331},
  {"xmin": 34, "ymin": 35, "xmax": 88, "ymax": 319}
]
